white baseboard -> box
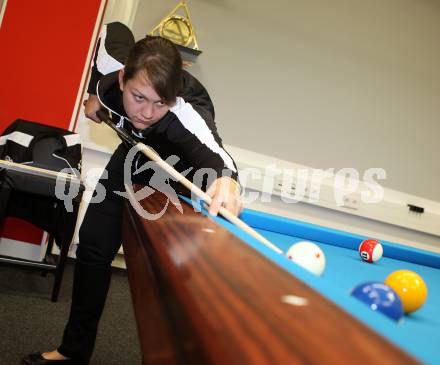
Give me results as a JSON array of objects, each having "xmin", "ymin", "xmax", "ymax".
[{"xmin": 52, "ymin": 243, "xmax": 126, "ymax": 269}]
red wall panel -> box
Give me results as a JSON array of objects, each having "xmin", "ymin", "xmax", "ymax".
[{"xmin": 0, "ymin": 0, "xmax": 102, "ymax": 243}]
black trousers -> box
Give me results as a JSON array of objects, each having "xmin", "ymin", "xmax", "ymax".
[{"xmin": 57, "ymin": 144, "xmax": 128, "ymax": 362}]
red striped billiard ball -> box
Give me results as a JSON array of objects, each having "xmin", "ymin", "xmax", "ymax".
[{"xmin": 359, "ymin": 239, "xmax": 383, "ymax": 263}]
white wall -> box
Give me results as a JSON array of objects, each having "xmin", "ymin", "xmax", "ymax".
[
  {"xmin": 103, "ymin": 0, "xmax": 139, "ymax": 26},
  {"xmin": 130, "ymin": 0, "xmax": 440, "ymax": 202},
  {"xmin": 64, "ymin": 0, "xmax": 440, "ymax": 263}
]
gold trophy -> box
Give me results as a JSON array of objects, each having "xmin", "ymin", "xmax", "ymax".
[{"xmin": 149, "ymin": 1, "xmax": 202, "ymax": 65}]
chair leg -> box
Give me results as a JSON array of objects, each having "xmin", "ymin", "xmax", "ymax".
[
  {"xmin": 51, "ymin": 237, "xmax": 70, "ymax": 302},
  {"xmin": 0, "ymin": 182, "xmax": 12, "ymax": 225},
  {"xmin": 51, "ymin": 199, "xmax": 80, "ymax": 302},
  {"xmin": 41, "ymin": 234, "xmax": 55, "ymax": 277},
  {"xmin": 46, "ymin": 233, "xmax": 55, "ymax": 257}
]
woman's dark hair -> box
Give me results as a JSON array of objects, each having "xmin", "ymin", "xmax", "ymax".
[{"xmin": 123, "ymin": 36, "xmax": 182, "ymax": 104}]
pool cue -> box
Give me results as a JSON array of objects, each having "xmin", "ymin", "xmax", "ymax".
[
  {"xmin": 0, "ymin": 159, "xmax": 80, "ymax": 182},
  {"xmin": 96, "ymin": 109, "xmax": 283, "ymax": 254}
]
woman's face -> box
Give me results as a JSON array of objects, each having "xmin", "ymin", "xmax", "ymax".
[{"xmin": 119, "ymin": 69, "xmax": 172, "ymax": 130}]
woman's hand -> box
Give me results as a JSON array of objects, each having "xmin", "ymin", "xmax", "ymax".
[
  {"xmin": 206, "ymin": 177, "xmax": 243, "ymax": 217},
  {"xmin": 83, "ymin": 95, "xmax": 102, "ymax": 123}
]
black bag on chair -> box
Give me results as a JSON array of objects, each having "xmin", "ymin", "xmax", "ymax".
[
  {"xmin": 0, "ymin": 119, "xmax": 83, "ymax": 301},
  {"xmin": 0, "ymin": 118, "xmax": 81, "ymax": 171}
]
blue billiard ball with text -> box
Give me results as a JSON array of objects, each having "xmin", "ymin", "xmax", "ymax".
[{"xmin": 351, "ymin": 281, "xmax": 404, "ymax": 322}]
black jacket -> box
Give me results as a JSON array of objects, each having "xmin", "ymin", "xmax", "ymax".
[{"xmin": 88, "ymin": 22, "xmax": 239, "ymax": 187}]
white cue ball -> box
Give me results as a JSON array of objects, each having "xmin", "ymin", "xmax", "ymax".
[{"xmin": 285, "ymin": 241, "xmax": 326, "ymax": 276}]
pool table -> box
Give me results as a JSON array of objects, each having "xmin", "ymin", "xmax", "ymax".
[{"xmin": 122, "ymin": 190, "xmax": 440, "ymax": 365}]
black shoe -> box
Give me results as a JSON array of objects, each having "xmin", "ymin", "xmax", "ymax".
[{"xmin": 21, "ymin": 353, "xmax": 76, "ymax": 365}]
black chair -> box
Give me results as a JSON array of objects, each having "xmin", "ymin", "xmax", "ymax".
[{"xmin": 0, "ymin": 119, "xmax": 83, "ymax": 301}]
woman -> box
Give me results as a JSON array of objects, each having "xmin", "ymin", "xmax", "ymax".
[{"xmin": 22, "ymin": 23, "xmax": 242, "ymax": 365}]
